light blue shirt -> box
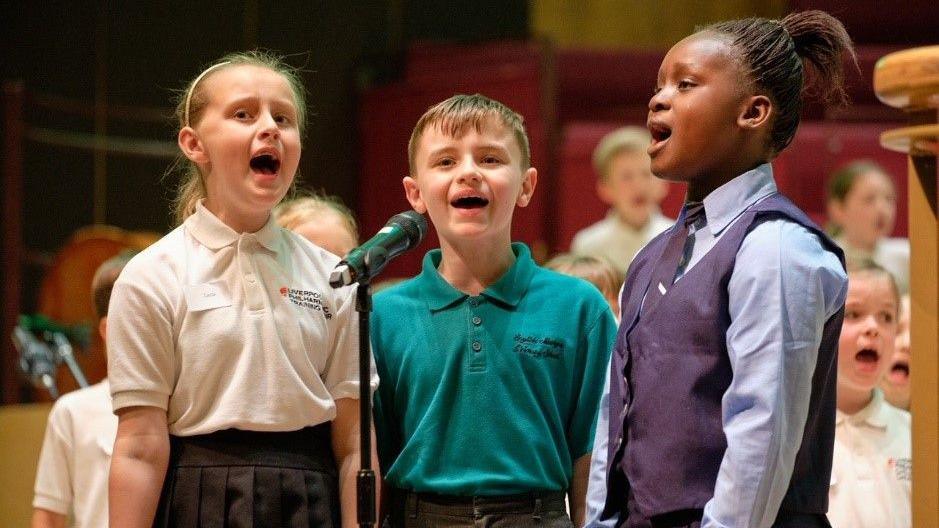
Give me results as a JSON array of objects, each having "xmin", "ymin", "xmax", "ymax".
[{"xmin": 585, "ymin": 164, "xmax": 848, "ymax": 528}]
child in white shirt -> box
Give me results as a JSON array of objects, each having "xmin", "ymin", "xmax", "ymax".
[
  {"xmin": 829, "ymin": 259, "xmax": 911, "ymax": 528},
  {"xmin": 570, "ymin": 127, "xmax": 673, "ymax": 273}
]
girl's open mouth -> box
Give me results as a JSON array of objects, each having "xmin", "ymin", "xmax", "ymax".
[
  {"xmin": 250, "ymin": 153, "xmax": 281, "ymax": 175},
  {"xmin": 647, "ymin": 122, "xmax": 672, "ymax": 155},
  {"xmin": 855, "ymin": 348, "xmax": 880, "ymax": 364},
  {"xmin": 887, "ymin": 359, "xmax": 910, "ymax": 384}
]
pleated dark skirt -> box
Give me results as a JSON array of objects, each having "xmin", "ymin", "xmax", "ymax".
[{"xmin": 153, "ymin": 424, "xmax": 340, "ymax": 528}]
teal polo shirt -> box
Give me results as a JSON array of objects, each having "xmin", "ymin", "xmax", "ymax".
[{"xmin": 372, "ymin": 243, "xmax": 616, "ymax": 495}]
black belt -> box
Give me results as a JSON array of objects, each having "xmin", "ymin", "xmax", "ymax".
[{"xmin": 393, "ymin": 487, "xmax": 567, "ymax": 516}]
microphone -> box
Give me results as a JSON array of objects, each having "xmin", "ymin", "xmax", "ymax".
[
  {"xmin": 330, "ymin": 210, "xmax": 428, "ymax": 288},
  {"xmin": 11, "ymin": 325, "xmax": 60, "ymax": 399},
  {"xmin": 19, "ymin": 314, "xmax": 92, "ymax": 348}
]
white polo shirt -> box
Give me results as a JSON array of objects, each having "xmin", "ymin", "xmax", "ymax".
[
  {"xmin": 828, "ymin": 389, "xmax": 911, "ymax": 528},
  {"xmin": 570, "ymin": 210, "xmax": 674, "ymax": 273},
  {"xmin": 108, "ymin": 201, "xmax": 376, "ymax": 436},
  {"xmin": 33, "ymin": 380, "xmax": 116, "ymax": 528}
]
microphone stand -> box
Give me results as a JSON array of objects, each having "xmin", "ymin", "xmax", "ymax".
[
  {"xmin": 51, "ymin": 332, "xmax": 89, "ymax": 388},
  {"xmin": 356, "ymin": 280, "xmax": 376, "ymax": 528},
  {"xmin": 354, "ymin": 246, "xmax": 388, "ymax": 528}
]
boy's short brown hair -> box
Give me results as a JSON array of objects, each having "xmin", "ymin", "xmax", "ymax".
[
  {"xmin": 407, "ymin": 93, "xmax": 531, "ymax": 174},
  {"xmin": 592, "ymin": 127, "xmax": 652, "ymax": 180},
  {"xmin": 92, "ymin": 251, "xmax": 137, "ymax": 318}
]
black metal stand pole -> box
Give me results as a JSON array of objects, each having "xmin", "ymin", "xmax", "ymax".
[{"xmin": 356, "ymin": 282, "xmax": 376, "ymax": 527}]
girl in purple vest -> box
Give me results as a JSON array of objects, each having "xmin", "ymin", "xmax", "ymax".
[{"xmin": 585, "ymin": 11, "xmax": 854, "ymax": 528}]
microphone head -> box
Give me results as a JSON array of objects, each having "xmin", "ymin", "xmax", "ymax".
[{"xmin": 387, "ymin": 210, "xmax": 428, "ymax": 249}]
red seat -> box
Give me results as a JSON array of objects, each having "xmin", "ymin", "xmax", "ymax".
[
  {"xmin": 788, "ymin": 1, "xmax": 939, "ymax": 46},
  {"xmin": 555, "ymin": 49, "xmax": 665, "ymax": 124}
]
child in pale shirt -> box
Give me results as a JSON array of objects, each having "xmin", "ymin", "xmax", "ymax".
[
  {"xmin": 829, "ymin": 259, "xmax": 911, "ymax": 528},
  {"xmin": 827, "ymin": 160, "xmax": 910, "ymax": 293},
  {"xmin": 570, "ymin": 127, "xmax": 673, "ymax": 273},
  {"xmin": 545, "ymin": 253, "xmax": 624, "ymax": 321},
  {"xmin": 31, "ymin": 251, "xmax": 134, "ymax": 528},
  {"xmin": 275, "ymin": 192, "xmax": 359, "ymax": 257},
  {"xmin": 880, "ymin": 294, "xmax": 910, "ymax": 410}
]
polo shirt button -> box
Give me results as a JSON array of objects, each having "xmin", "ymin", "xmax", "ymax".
[
  {"xmin": 469, "ymin": 298, "xmax": 479, "ymax": 307},
  {"xmin": 472, "ymin": 341, "xmax": 482, "ymax": 352},
  {"xmin": 472, "ymin": 316, "xmax": 482, "ymax": 325}
]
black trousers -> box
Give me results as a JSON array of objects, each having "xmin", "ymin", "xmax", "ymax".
[
  {"xmin": 153, "ymin": 425, "xmax": 340, "ymax": 528},
  {"xmin": 385, "ymin": 488, "xmax": 574, "ymax": 528}
]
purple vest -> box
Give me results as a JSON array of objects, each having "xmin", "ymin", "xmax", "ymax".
[{"xmin": 602, "ymin": 193, "xmax": 845, "ymax": 523}]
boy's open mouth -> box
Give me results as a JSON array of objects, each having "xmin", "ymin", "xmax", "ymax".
[
  {"xmin": 451, "ymin": 195, "xmax": 490, "ymax": 209},
  {"xmin": 250, "ymin": 153, "xmax": 281, "ymax": 175},
  {"xmin": 855, "ymin": 348, "xmax": 880, "ymax": 364}
]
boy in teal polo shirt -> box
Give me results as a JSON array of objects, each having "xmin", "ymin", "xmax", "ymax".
[{"xmin": 372, "ymin": 93, "xmax": 617, "ymax": 527}]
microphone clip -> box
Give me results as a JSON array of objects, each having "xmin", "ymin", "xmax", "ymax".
[{"xmin": 330, "ymin": 246, "xmax": 389, "ymax": 288}]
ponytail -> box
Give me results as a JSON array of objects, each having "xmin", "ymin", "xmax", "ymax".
[
  {"xmin": 782, "ymin": 10, "xmax": 855, "ymax": 107},
  {"xmin": 706, "ymin": 10, "xmax": 856, "ymax": 155}
]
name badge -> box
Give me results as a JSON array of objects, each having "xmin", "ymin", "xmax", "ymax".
[{"xmin": 185, "ymin": 281, "xmax": 232, "ymax": 311}]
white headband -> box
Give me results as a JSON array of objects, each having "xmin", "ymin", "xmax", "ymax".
[{"xmin": 184, "ymin": 61, "xmax": 231, "ymax": 127}]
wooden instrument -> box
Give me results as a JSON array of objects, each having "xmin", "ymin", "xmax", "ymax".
[
  {"xmin": 874, "ymin": 45, "xmax": 939, "ymax": 526},
  {"xmin": 34, "ymin": 225, "xmax": 159, "ymax": 400}
]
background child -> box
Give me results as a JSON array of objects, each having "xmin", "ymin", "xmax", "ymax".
[
  {"xmin": 31, "ymin": 252, "xmax": 133, "ymax": 528},
  {"xmin": 275, "ymin": 192, "xmax": 360, "ymax": 257},
  {"xmin": 544, "ymin": 253, "xmax": 624, "ymax": 321},
  {"xmin": 587, "ymin": 11, "xmax": 852, "ymax": 528},
  {"xmin": 827, "ymin": 160, "xmax": 909, "ymax": 293},
  {"xmin": 372, "ymin": 94, "xmax": 616, "ymax": 527},
  {"xmin": 107, "ymin": 52, "xmax": 376, "ymax": 528},
  {"xmin": 880, "ymin": 294, "xmax": 911, "ymax": 410},
  {"xmin": 828, "ymin": 260, "xmax": 910, "ymax": 528},
  {"xmin": 570, "ymin": 126, "xmax": 673, "ymax": 273}
]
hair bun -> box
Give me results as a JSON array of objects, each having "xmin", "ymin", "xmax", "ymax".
[{"xmin": 781, "ymin": 10, "xmax": 857, "ymax": 107}]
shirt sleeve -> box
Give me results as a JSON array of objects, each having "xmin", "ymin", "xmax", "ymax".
[
  {"xmin": 584, "ymin": 366, "xmax": 620, "ymax": 527},
  {"xmin": 567, "ymin": 303, "xmax": 618, "ymax": 460},
  {"xmin": 702, "ymin": 220, "xmax": 847, "ymax": 528},
  {"xmin": 107, "ymin": 269, "xmax": 177, "ymax": 412},
  {"xmin": 32, "ymin": 400, "xmax": 74, "ymax": 514},
  {"xmin": 321, "ymin": 283, "xmax": 379, "ymax": 400}
]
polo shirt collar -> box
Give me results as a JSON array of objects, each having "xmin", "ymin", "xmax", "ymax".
[
  {"xmin": 835, "ymin": 389, "xmax": 889, "ymax": 429},
  {"xmin": 186, "ymin": 200, "xmax": 281, "ymax": 253},
  {"xmin": 702, "ymin": 163, "xmax": 777, "ymax": 236},
  {"xmin": 482, "ymin": 243, "xmax": 535, "ymax": 307},
  {"xmin": 420, "ymin": 242, "xmax": 535, "ymax": 311}
]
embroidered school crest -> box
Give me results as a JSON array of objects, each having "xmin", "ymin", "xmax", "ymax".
[
  {"xmin": 888, "ymin": 457, "xmax": 912, "ymax": 481},
  {"xmin": 513, "ymin": 334, "xmax": 565, "ymax": 360},
  {"xmin": 281, "ymin": 287, "xmax": 332, "ymax": 319}
]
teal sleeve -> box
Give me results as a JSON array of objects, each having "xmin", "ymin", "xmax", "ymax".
[{"xmin": 567, "ymin": 305, "xmax": 618, "ymax": 459}]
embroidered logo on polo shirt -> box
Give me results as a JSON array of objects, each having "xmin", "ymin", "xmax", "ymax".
[
  {"xmin": 888, "ymin": 457, "xmax": 912, "ymax": 481},
  {"xmin": 513, "ymin": 334, "xmax": 563, "ymax": 360},
  {"xmin": 280, "ymin": 287, "xmax": 332, "ymax": 319}
]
